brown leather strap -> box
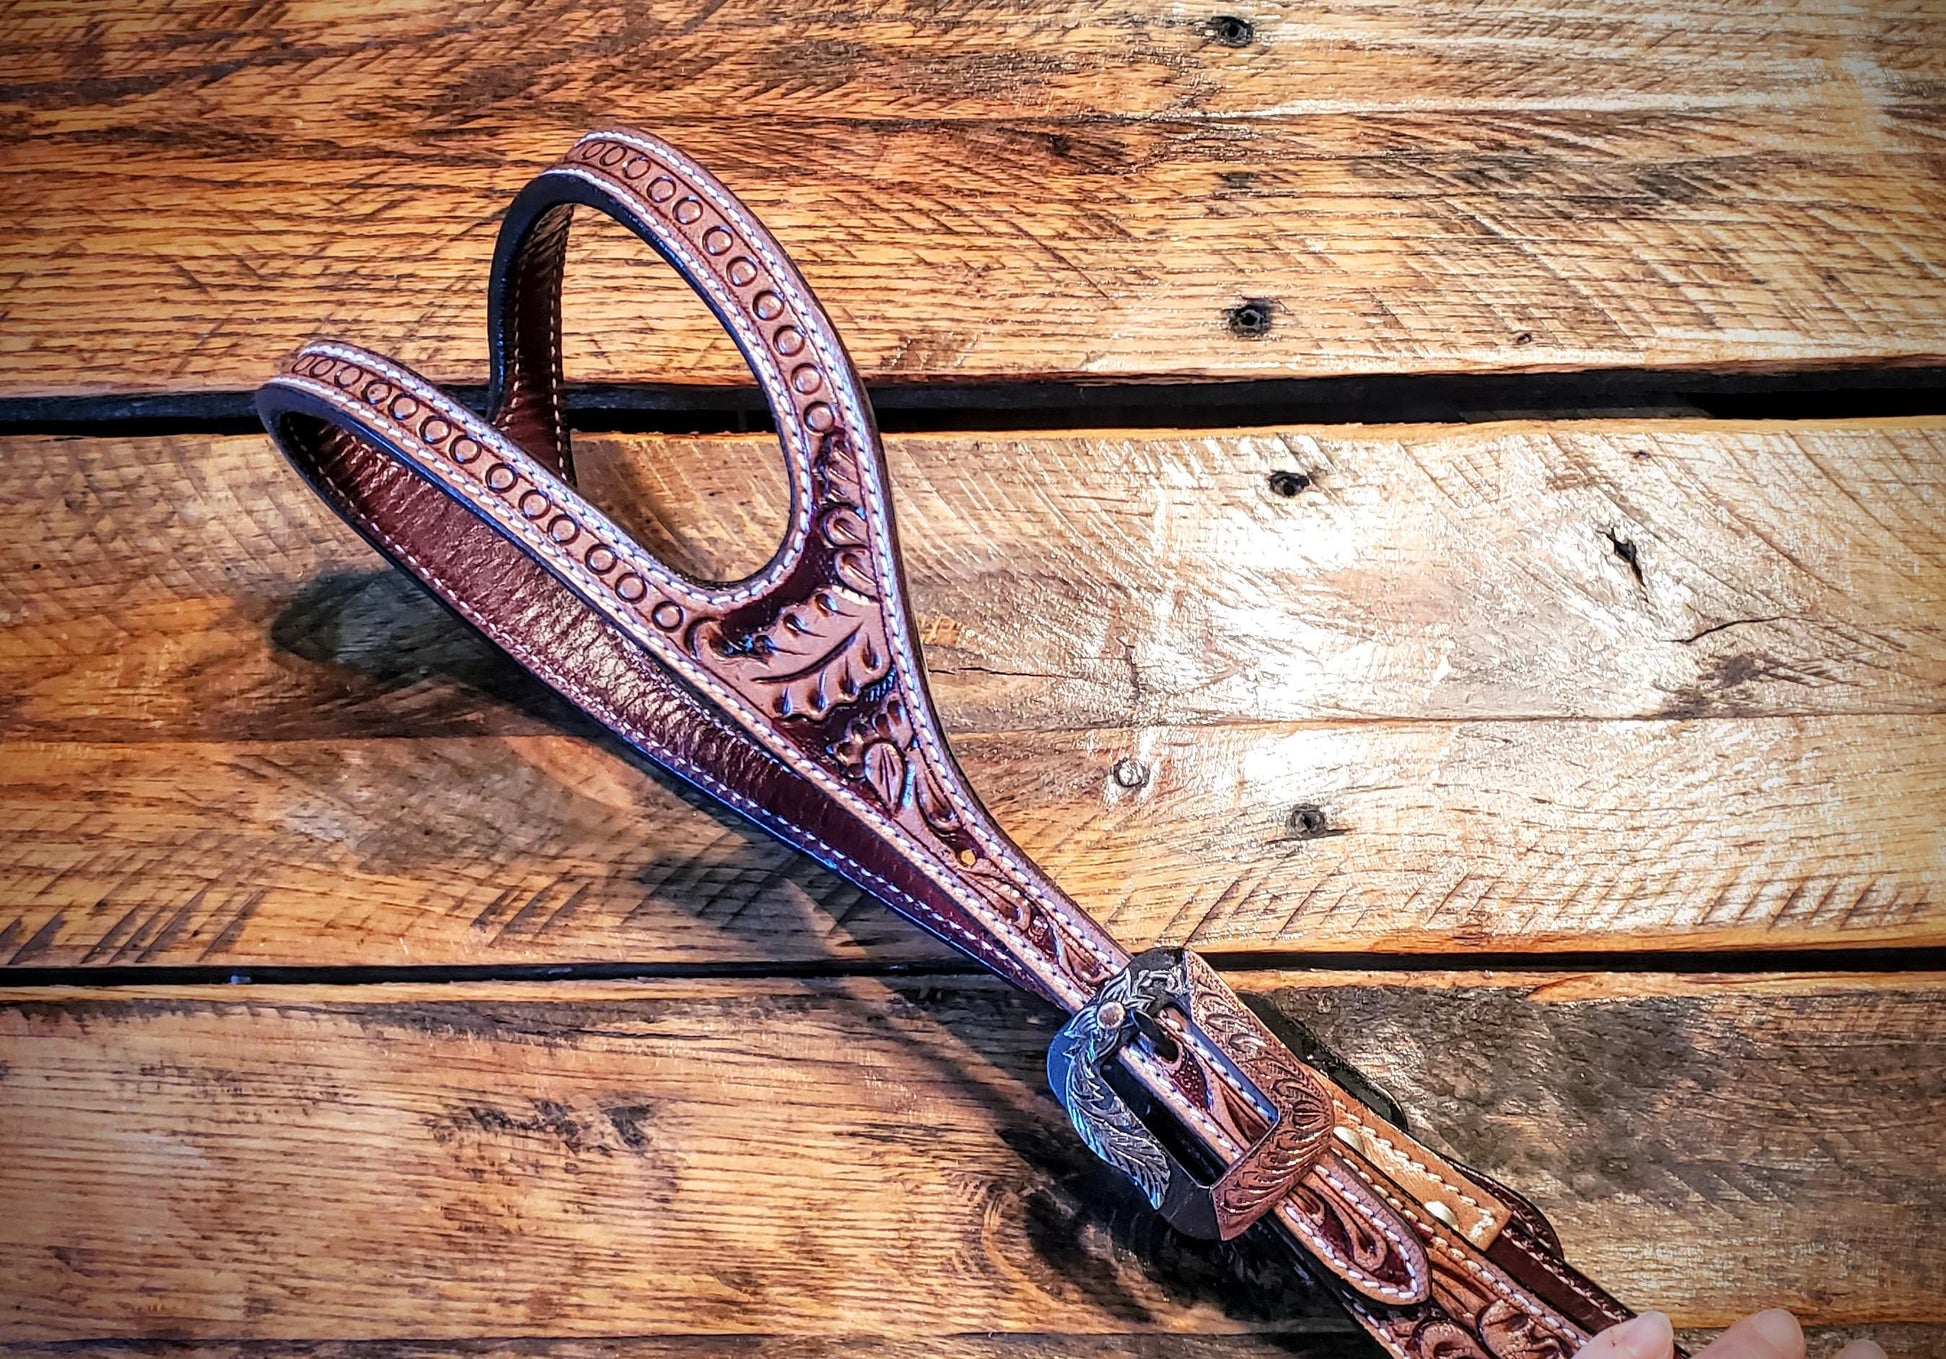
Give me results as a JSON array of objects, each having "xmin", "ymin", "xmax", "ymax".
[
  {"xmin": 481, "ymin": 130, "xmax": 1127, "ymax": 1010},
  {"xmin": 257, "ymin": 127, "xmax": 1650, "ymax": 1359},
  {"xmin": 256, "ymin": 345, "xmax": 1042, "ymax": 997}
]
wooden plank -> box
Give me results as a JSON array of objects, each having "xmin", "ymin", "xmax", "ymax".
[
  {"xmin": 2, "ymin": 711, "xmax": 1939, "ymax": 969},
  {"xmin": 0, "ymin": 1333, "xmax": 1935, "ymax": 1359},
  {"xmin": 0, "ymin": 971, "xmax": 1937, "ymax": 1342},
  {"xmin": 5, "ymin": 420, "xmax": 1942, "ymax": 741},
  {"xmin": 52, "ymin": 1331, "xmax": 1917, "ymax": 1357},
  {"xmin": 5, "ymin": 419, "xmax": 1941, "ymax": 967},
  {"xmin": 2, "ymin": 2, "xmax": 1943, "ymax": 393}
]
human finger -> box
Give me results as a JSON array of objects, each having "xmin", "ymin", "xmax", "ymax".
[
  {"xmin": 1697, "ymin": 1309, "xmax": 1806, "ymax": 1359},
  {"xmin": 1579, "ymin": 1312, "xmax": 1676, "ymax": 1359},
  {"xmin": 1831, "ymin": 1340, "xmax": 1887, "ymax": 1359}
]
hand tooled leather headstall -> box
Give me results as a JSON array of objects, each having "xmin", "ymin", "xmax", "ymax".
[{"xmin": 257, "ymin": 128, "xmax": 1661, "ymax": 1359}]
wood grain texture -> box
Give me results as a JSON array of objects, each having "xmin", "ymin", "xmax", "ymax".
[
  {"xmin": 2, "ymin": 0, "xmax": 1943, "ymax": 394},
  {"xmin": 3, "ymin": 711, "xmax": 1939, "ymax": 968},
  {"xmin": 0, "ymin": 971, "xmax": 1938, "ymax": 1343},
  {"xmin": 0, "ymin": 1334, "xmax": 1932, "ymax": 1359},
  {"xmin": 4, "ymin": 419, "xmax": 1941, "ymax": 967},
  {"xmin": 6, "ymin": 419, "xmax": 1943, "ymax": 741}
]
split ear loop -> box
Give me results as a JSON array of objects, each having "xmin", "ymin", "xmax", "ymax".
[
  {"xmin": 258, "ymin": 129, "xmax": 1058, "ymax": 998},
  {"xmin": 256, "ymin": 127, "xmax": 1643, "ymax": 1353},
  {"xmin": 484, "ymin": 130, "xmax": 887, "ymax": 601}
]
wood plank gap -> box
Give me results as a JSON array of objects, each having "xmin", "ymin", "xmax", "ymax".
[
  {"xmin": 4, "ymin": 945, "xmax": 1943, "ymax": 989},
  {"xmin": 3, "ymin": 365, "xmax": 1942, "ymax": 439},
  {"xmin": 0, "ymin": 1330, "xmax": 1926, "ymax": 1359}
]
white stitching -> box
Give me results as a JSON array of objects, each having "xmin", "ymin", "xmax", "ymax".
[
  {"xmin": 499, "ymin": 210, "xmax": 566, "ymax": 470},
  {"xmin": 1341, "ymin": 1293, "xmax": 1415, "ymax": 1359},
  {"xmin": 282, "ymin": 359, "xmax": 1085, "ymax": 1007},
  {"xmin": 585, "ymin": 132, "xmax": 1125, "ymax": 981},
  {"xmin": 543, "ymin": 160, "xmax": 815, "ymax": 606},
  {"xmin": 1336, "ymin": 1149, "xmax": 1586, "ymax": 1346},
  {"xmin": 1315, "ymin": 1157, "xmax": 1431, "ymax": 1299},
  {"xmin": 1494, "ymin": 1228, "xmax": 1633, "ymax": 1326},
  {"xmin": 306, "ymin": 423, "xmax": 1020, "ymax": 979},
  {"xmin": 1333, "ymin": 1098, "xmax": 1498, "ymax": 1243},
  {"xmin": 541, "ymin": 212, "xmax": 569, "ymax": 465},
  {"xmin": 1117, "ymin": 1041, "xmax": 1419, "ymax": 1304},
  {"xmin": 1181, "ymin": 1026, "xmax": 1278, "ymax": 1123}
]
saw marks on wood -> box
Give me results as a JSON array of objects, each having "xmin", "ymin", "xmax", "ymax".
[
  {"xmin": 1, "ymin": 418, "xmax": 1938, "ymax": 967},
  {"xmin": 0, "ymin": 972, "xmax": 1937, "ymax": 1341},
  {"xmin": 1, "ymin": 715, "xmax": 1937, "ymax": 967},
  {"xmin": 4, "ymin": 420, "xmax": 1941, "ymax": 741},
  {"xmin": 2, "ymin": 0, "xmax": 1943, "ymax": 392}
]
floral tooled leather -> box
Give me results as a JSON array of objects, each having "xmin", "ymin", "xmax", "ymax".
[
  {"xmin": 257, "ymin": 127, "xmax": 1656, "ymax": 1359},
  {"xmin": 484, "ymin": 130, "xmax": 1131, "ymax": 1013}
]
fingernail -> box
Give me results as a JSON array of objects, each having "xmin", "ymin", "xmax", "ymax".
[
  {"xmin": 1834, "ymin": 1341, "xmax": 1886, "ymax": 1359},
  {"xmin": 1749, "ymin": 1310, "xmax": 1804, "ymax": 1356},
  {"xmin": 1603, "ymin": 1311, "xmax": 1675, "ymax": 1359}
]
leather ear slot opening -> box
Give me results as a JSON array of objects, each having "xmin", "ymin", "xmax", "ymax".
[{"xmin": 488, "ymin": 169, "xmax": 805, "ymax": 594}]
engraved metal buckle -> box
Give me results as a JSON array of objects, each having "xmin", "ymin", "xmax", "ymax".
[{"xmin": 1046, "ymin": 946, "xmax": 1333, "ymax": 1240}]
